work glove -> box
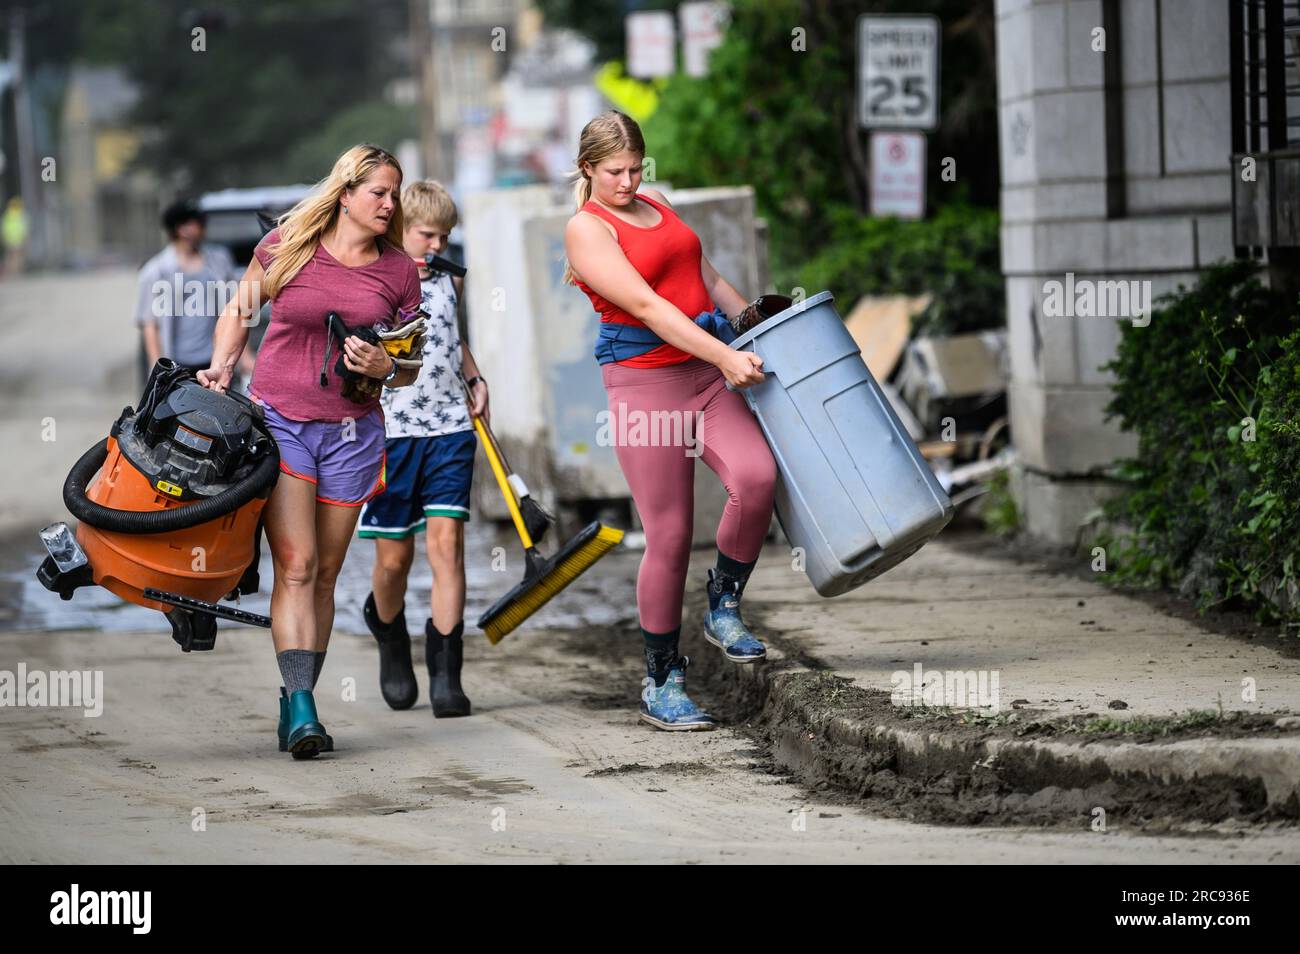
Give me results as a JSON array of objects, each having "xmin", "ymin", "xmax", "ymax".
[
  {"xmin": 376, "ymin": 307, "xmax": 428, "ymax": 370},
  {"xmin": 730, "ymin": 294, "xmax": 794, "ymax": 336},
  {"xmin": 322, "ymin": 313, "xmax": 386, "ymax": 403}
]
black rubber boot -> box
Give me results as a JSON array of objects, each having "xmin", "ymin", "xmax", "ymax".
[
  {"xmin": 425, "ymin": 619, "xmax": 471, "ymax": 718},
  {"xmin": 364, "ymin": 592, "xmax": 418, "ymax": 710}
]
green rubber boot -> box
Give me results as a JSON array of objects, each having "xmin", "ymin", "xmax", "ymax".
[
  {"xmin": 278, "ymin": 688, "xmax": 288, "ymax": 752},
  {"xmin": 285, "ymin": 689, "xmax": 328, "ymax": 760},
  {"xmin": 278, "ymin": 687, "xmax": 333, "ymax": 753}
]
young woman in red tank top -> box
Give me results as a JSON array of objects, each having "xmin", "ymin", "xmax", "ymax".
[{"xmin": 564, "ymin": 111, "xmax": 777, "ymax": 732}]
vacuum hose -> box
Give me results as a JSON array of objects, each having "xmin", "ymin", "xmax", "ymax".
[{"xmin": 63, "ymin": 437, "xmax": 281, "ymax": 535}]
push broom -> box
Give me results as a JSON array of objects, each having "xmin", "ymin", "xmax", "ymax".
[
  {"xmin": 464, "ymin": 378, "xmax": 624, "ymax": 643},
  {"xmin": 473, "ymin": 397, "xmax": 555, "ymax": 546}
]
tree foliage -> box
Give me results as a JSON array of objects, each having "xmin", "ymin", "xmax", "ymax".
[
  {"xmin": 534, "ymin": 0, "xmax": 677, "ymax": 65},
  {"xmin": 642, "ymin": 0, "xmax": 999, "ymax": 280},
  {"xmin": 72, "ymin": 0, "xmax": 415, "ymax": 190}
]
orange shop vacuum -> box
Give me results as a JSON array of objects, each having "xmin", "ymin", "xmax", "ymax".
[{"xmin": 36, "ymin": 359, "xmax": 281, "ymax": 651}]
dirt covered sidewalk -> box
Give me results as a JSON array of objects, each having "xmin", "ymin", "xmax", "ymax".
[{"xmin": 684, "ymin": 530, "xmax": 1300, "ymax": 830}]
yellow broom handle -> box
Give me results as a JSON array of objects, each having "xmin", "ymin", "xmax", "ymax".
[{"xmin": 473, "ymin": 414, "xmax": 534, "ymax": 550}]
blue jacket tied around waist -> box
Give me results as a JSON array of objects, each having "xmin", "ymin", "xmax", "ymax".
[{"xmin": 594, "ymin": 307, "xmax": 736, "ymax": 365}]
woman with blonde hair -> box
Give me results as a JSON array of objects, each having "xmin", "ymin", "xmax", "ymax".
[
  {"xmin": 199, "ymin": 144, "xmax": 422, "ymax": 758},
  {"xmin": 563, "ymin": 111, "xmax": 776, "ymax": 731}
]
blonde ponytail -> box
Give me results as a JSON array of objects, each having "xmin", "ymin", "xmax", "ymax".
[{"xmin": 572, "ymin": 174, "xmax": 593, "ymax": 213}]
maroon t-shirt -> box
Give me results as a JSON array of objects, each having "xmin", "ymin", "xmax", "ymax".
[{"xmin": 250, "ymin": 227, "xmax": 421, "ymax": 422}]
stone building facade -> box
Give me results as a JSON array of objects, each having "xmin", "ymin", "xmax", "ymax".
[{"xmin": 993, "ymin": 0, "xmax": 1284, "ymax": 543}]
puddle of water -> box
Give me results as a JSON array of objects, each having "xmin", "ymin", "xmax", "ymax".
[{"xmin": 1, "ymin": 520, "xmax": 640, "ymax": 637}]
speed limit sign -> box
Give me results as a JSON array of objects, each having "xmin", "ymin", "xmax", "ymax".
[{"xmin": 858, "ymin": 15, "xmax": 940, "ymax": 130}]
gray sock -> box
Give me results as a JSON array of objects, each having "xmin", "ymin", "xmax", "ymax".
[
  {"xmin": 312, "ymin": 651, "xmax": 327, "ymax": 689},
  {"xmin": 277, "ymin": 649, "xmax": 316, "ymax": 694}
]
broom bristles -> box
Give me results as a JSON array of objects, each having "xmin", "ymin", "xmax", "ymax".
[
  {"xmin": 482, "ymin": 523, "xmax": 624, "ymax": 644},
  {"xmin": 519, "ymin": 496, "xmax": 553, "ymax": 545}
]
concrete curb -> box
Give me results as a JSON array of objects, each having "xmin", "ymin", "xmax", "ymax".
[{"xmin": 686, "ymin": 615, "xmax": 1300, "ymax": 825}]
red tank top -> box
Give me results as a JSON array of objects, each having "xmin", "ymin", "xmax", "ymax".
[{"xmin": 575, "ymin": 193, "xmax": 714, "ymax": 368}]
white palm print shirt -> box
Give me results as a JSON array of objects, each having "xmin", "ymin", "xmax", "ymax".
[{"xmin": 380, "ymin": 270, "xmax": 472, "ymax": 438}]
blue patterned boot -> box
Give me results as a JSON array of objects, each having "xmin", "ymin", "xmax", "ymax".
[
  {"xmin": 703, "ymin": 565, "xmax": 766, "ymax": 663},
  {"xmin": 639, "ymin": 656, "xmax": 716, "ymax": 731}
]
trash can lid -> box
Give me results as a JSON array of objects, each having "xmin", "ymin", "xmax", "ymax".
[{"xmin": 729, "ymin": 290, "xmax": 836, "ymax": 350}]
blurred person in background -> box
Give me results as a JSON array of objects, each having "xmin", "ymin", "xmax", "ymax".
[
  {"xmin": 136, "ymin": 198, "xmax": 251, "ymax": 376},
  {"xmin": 2, "ymin": 197, "xmax": 28, "ymax": 277}
]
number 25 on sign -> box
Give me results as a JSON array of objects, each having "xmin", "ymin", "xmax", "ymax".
[{"xmin": 858, "ymin": 15, "xmax": 941, "ymax": 130}]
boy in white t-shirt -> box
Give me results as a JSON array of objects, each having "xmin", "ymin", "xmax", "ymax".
[{"xmin": 358, "ymin": 181, "xmax": 489, "ymax": 718}]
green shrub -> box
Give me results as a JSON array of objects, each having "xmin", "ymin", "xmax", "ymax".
[
  {"xmin": 979, "ymin": 468, "xmax": 1020, "ymax": 538},
  {"xmin": 1234, "ymin": 328, "xmax": 1300, "ymax": 614},
  {"xmin": 1101, "ymin": 261, "xmax": 1300, "ymax": 621},
  {"xmin": 790, "ymin": 202, "xmax": 1004, "ymax": 335}
]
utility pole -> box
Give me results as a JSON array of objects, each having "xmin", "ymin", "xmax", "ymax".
[
  {"xmin": 9, "ymin": 3, "xmax": 45, "ymax": 266},
  {"xmin": 410, "ymin": 0, "xmax": 448, "ymax": 183}
]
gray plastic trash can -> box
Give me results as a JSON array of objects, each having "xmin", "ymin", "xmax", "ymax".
[{"xmin": 729, "ymin": 291, "xmax": 953, "ymax": 597}]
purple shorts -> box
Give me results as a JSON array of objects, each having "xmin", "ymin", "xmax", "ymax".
[{"xmin": 259, "ymin": 400, "xmax": 387, "ymax": 507}]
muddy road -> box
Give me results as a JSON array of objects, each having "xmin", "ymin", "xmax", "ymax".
[{"xmin": 3, "ymin": 527, "xmax": 1297, "ymax": 863}]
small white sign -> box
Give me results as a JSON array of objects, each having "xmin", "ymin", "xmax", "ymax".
[
  {"xmin": 454, "ymin": 126, "xmax": 494, "ymax": 195},
  {"xmin": 859, "ymin": 15, "xmax": 940, "ymax": 129},
  {"xmin": 869, "ymin": 131, "xmax": 926, "ymax": 219},
  {"xmin": 627, "ymin": 11, "xmax": 676, "ymax": 79},
  {"xmin": 680, "ymin": 2, "xmax": 729, "ymax": 78}
]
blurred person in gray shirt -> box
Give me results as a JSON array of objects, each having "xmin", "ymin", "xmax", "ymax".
[{"xmin": 136, "ymin": 199, "xmax": 253, "ymax": 375}]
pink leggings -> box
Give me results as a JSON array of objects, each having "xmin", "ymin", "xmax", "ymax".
[{"xmin": 601, "ymin": 357, "xmax": 777, "ymax": 632}]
